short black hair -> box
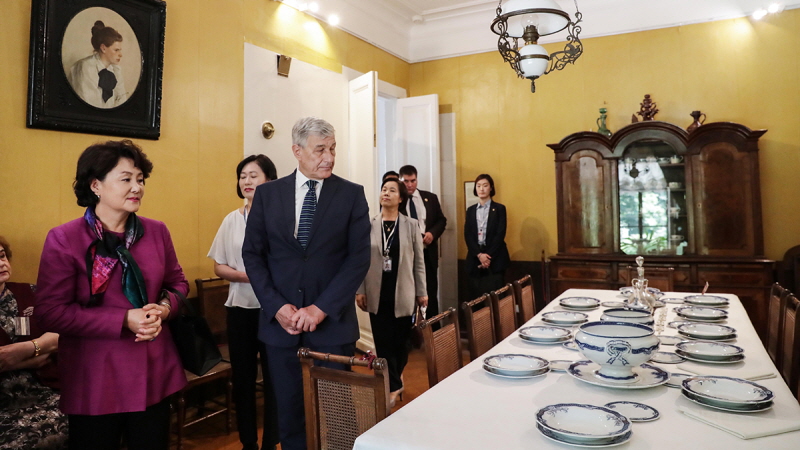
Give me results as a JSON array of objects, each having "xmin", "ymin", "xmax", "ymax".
[
  {"xmin": 73, "ymin": 140, "xmax": 153, "ymax": 207},
  {"xmin": 381, "ymin": 177, "xmax": 408, "ymax": 203},
  {"xmin": 473, "ymin": 173, "xmax": 496, "ymax": 197},
  {"xmin": 236, "ymin": 154, "xmax": 277, "ymax": 198},
  {"xmin": 382, "ymin": 170, "xmax": 399, "ymax": 182},
  {"xmin": 398, "ymin": 165, "xmax": 417, "ymax": 178}
]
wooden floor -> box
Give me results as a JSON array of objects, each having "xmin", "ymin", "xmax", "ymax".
[{"xmin": 175, "ymin": 348, "xmax": 437, "ymax": 450}]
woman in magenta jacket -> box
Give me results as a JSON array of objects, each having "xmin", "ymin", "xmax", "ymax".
[{"xmin": 34, "ymin": 140, "xmax": 188, "ymax": 450}]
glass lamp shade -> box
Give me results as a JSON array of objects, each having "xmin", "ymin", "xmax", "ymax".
[
  {"xmin": 518, "ymin": 43, "xmax": 549, "ymax": 78},
  {"xmin": 502, "ymin": 0, "xmax": 570, "ymax": 37}
]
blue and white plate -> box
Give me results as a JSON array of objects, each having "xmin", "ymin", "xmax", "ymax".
[
  {"xmin": 649, "ymin": 351, "xmax": 684, "ymax": 364},
  {"xmin": 662, "ymin": 297, "xmax": 685, "ymax": 304},
  {"xmin": 665, "ymin": 372, "xmax": 692, "ymax": 388},
  {"xmin": 600, "ymin": 301, "xmax": 627, "ymax": 308},
  {"xmin": 542, "ymin": 311, "xmax": 589, "ymax": 326},
  {"xmin": 560, "ymin": 297, "xmax": 601, "ymax": 310},
  {"xmin": 656, "ymin": 335, "xmax": 685, "ymax": 346},
  {"xmin": 537, "ymin": 423, "xmax": 633, "ymax": 447},
  {"xmin": 668, "ymin": 320, "xmax": 693, "ymax": 329},
  {"xmin": 681, "ymin": 389, "xmax": 772, "ymax": 413},
  {"xmin": 536, "ymin": 403, "xmax": 631, "ymax": 440},
  {"xmin": 568, "ymin": 361, "xmax": 669, "ymax": 389},
  {"xmin": 675, "ymin": 306, "xmax": 728, "ymax": 322},
  {"xmin": 675, "ymin": 350, "xmax": 745, "ymax": 364},
  {"xmin": 563, "ymin": 340, "xmax": 580, "ymax": 351},
  {"xmin": 604, "ymin": 401, "xmax": 660, "ymax": 422},
  {"xmin": 676, "ymin": 341, "xmax": 744, "ymax": 360},
  {"xmin": 519, "ymin": 326, "xmax": 572, "ymax": 342},
  {"xmin": 684, "ymin": 295, "xmax": 729, "ymax": 307},
  {"xmin": 483, "ymin": 354, "xmax": 549, "ymax": 377},
  {"xmin": 682, "ymin": 376, "xmax": 774, "ymax": 404},
  {"xmin": 677, "ymin": 323, "xmax": 737, "ymax": 341}
]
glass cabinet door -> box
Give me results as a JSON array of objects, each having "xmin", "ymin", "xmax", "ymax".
[{"xmin": 618, "ymin": 140, "xmax": 687, "ymax": 255}]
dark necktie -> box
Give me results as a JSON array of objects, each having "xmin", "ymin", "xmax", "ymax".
[
  {"xmin": 297, "ymin": 180, "xmax": 317, "ymax": 249},
  {"xmin": 409, "ymin": 196, "xmax": 418, "ymax": 220},
  {"xmin": 98, "ymin": 68, "xmax": 117, "ymax": 103}
]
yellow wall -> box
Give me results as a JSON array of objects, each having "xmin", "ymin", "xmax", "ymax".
[
  {"xmin": 0, "ymin": 1, "xmax": 409, "ymax": 288},
  {"xmin": 409, "ymin": 11, "xmax": 800, "ymax": 262}
]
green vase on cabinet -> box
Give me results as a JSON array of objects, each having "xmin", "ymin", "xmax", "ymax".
[{"xmin": 597, "ymin": 108, "xmax": 612, "ymax": 137}]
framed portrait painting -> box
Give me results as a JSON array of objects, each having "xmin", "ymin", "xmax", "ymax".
[{"xmin": 27, "ymin": 0, "xmax": 166, "ymax": 139}]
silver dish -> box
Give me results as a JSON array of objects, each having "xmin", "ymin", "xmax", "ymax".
[
  {"xmin": 684, "ymin": 294, "xmax": 729, "ymax": 307},
  {"xmin": 665, "ymin": 372, "xmax": 692, "ymax": 388},
  {"xmin": 649, "ymin": 351, "xmax": 684, "ymax": 364},
  {"xmin": 483, "ymin": 354, "xmax": 549, "ymax": 376},
  {"xmin": 537, "ymin": 423, "xmax": 633, "ymax": 447},
  {"xmin": 675, "ymin": 350, "xmax": 745, "ymax": 364},
  {"xmin": 604, "ymin": 401, "xmax": 660, "ymax": 422},
  {"xmin": 567, "ymin": 361, "xmax": 669, "ymax": 389},
  {"xmin": 519, "ymin": 325, "xmax": 572, "ymax": 342},
  {"xmin": 656, "ymin": 335, "xmax": 685, "ymax": 346},
  {"xmin": 675, "ymin": 341, "xmax": 744, "ymax": 359},
  {"xmin": 536, "ymin": 403, "xmax": 631, "ymax": 439}
]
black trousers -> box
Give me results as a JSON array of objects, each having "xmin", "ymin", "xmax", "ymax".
[
  {"xmin": 265, "ymin": 341, "xmax": 355, "ymax": 450},
  {"xmin": 227, "ymin": 306, "xmax": 279, "ymax": 449},
  {"xmin": 369, "ymin": 307, "xmax": 412, "ymax": 393},
  {"xmin": 67, "ymin": 397, "xmax": 170, "ymax": 450},
  {"xmin": 468, "ymin": 270, "xmax": 506, "ymax": 301},
  {"xmin": 423, "ymin": 246, "xmax": 439, "ymax": 319}
]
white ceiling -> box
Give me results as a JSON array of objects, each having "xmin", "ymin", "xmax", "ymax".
[{"xmin": 289, "ymin": 0, "xmax": 800, "ymax": 63}]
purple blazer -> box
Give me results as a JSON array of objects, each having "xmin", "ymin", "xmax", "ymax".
[{"xmin": 34, "ymin": 216, "xmax": 188, "ymax": 415}]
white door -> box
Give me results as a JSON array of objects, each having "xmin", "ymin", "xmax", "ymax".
[
  {"xmin": 394, "ymin": 95, "xmax": 441, "ymax": 195},
  {"xmin": 348, "ymin": 71, "xmax": 379, "ymax": 352}
]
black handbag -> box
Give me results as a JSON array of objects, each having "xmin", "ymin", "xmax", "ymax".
[{"xmin": 164, "ymin": 287, "xmax": 222, "ymax": 376}]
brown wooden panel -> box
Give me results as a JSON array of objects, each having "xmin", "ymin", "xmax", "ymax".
[
  {"xmin": 555, "ymin": 265, "xmax": 612, "ymax": 281},
  {"xmin": 559, "ymin": 151, "xmax": 615, "ymax": 254},
  {"xmin": 698, "ymin": 267, "xmax": 772, "ymax": 286}
]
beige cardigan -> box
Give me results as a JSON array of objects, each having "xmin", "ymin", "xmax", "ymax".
[{"xmin": 357, "ymin": 213, "xmax": 427, "ymax": 317}]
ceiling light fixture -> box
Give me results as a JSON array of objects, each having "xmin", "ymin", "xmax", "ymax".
[
  {"xmin": 752, "ymin": 8, "xmax": 768, "ymax": 19},
  {"xmin": 328, "ymin": 14, "xmax": 340, "ymax": 26},
  {"xmin": 491, "ymin": 0, "xmax": 583, "ymax": 93}
]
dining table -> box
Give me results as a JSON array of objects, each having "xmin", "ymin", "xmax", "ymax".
[{"xmin": 353, "ymin": 288, "xmax": 800, "ymax": 449}]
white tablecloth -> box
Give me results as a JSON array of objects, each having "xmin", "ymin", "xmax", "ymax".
[{"xmin": 354, "ymin": 289, "xmax": 800, "ymax": 449}]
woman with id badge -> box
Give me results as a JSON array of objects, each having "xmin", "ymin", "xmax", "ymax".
[{"xmin": 356, "ymin": 178, "xmax": 427, "ymax": 407}]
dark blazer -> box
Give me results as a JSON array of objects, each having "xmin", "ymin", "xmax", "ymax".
[
  {"xmin": 242, "ymin": 171, "xmax": 371, "ymax": 348},
  {"xmin": 464, "ymin": 200, "xmax": 510, "ymax": 276},
  {"xmin": 402, "ymin": 189, "xmax": 447, "ymax": 257}
]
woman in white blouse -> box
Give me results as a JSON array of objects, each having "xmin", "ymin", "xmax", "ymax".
[
  {"xmin": 208, "ymin": 155, "xmax": 279, "ymax": 450},
  {"xmin": 68, "ymin": 21, "xmax": 129, "ymax": 109}
]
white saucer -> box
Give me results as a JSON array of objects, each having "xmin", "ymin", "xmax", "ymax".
[
  {"xmin": 568, "ymin": 361, "xmax": 669, "ymax": 389},
  {"xmin": 675, "ymin": 351, "xmax": 745, "ymax": 364},
  {"xmin": 604, "ymin": 401, "xmax": 660, "ymax": 422},
  {"xmin": 537, "ymin": 424, "xmax": 633, "ymax": 448}
]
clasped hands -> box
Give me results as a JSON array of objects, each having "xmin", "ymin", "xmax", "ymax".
[
  {"xmin": 478, "ymin": 252, "xmax": 492, "ymax": 269},
  {"xmin": 125, "ymin": 303, "xmax": 170, "ymax": 342},
  {"xmin": 276, "ymin": 304, "xmax": 327, "ymax": 335}
]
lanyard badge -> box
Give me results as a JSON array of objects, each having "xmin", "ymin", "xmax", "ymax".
[{"xmin": 382, "ymin": 217, "xmax": 399, "ymax": 272}]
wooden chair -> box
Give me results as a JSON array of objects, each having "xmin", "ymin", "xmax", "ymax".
[
  {"xmin": 173, "ymin": 362, "xmax": 233, "ymax": 450},
  {"xmin": 195, "ymin": 277, "xmax": 230, "ymax": 345},
  {"xmin": 490, "ymin": 284, "xmax": 517, "ymax": 342},
  {"xmin": 461, "ymin": 295, "xmax": 495, "ymax": 361},
  {"xmin": 512, "ymin": 274, "xmax": 537, "ymax": 326},
  {"xmin": 626, "ymin": 266, "xmax": 675, "ymax": 292},
  {"xmin": 417, "ymin": 307, "xmax": 463, "ymax": 388},
  {"xmin": 299, "ymin": 348, "xmax": 390, "ymax": 450},
  {"xmin": 780, "ymin": 293, "xmax": 800, "ymax": 394},
  {"xmin": 767, "ymin": 283, "xmax": 789, "ymax": 365}
]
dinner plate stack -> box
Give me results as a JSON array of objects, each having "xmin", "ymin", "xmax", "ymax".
[
  {"xmin": 519, "ymin": 326, "xmax": 572, "ymax": 344},
  {"xmin": 681, "ymin": 376, "xmax": 774, "ymax": 412},
  {"xmin": 535, "ymin": 403, "xmax": 633, "ymax": 447},
  {"xmin": 482, "ymin": 354, "xmax": 550, "ymax": 378},
  {"xmin": 683, "ymin": 294, "xmax": 729, "ymax": 307},
  {"xmin": 559, "ymin": 297, "xmax": 601, "ymax": 311},
  {"xmin": 542, "ymin": 311, "xmax": 589, "ymax": 327},
  {"xmin": 675, "ymin": 341, "xmax": 745, "ymax": 364},
  {"xmin": 677, "ymin": 323, "xmax": 737, "ymax": 341},
  {"xmin": 674, "ymin": 306, "xmax": 728, "ymax": 323}
]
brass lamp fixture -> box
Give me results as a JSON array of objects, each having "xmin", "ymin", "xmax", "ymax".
[{"xmin": 491, "ymin": 0, "xmax": 583, "ymax": 93}]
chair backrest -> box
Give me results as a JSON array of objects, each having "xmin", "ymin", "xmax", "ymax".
[
  {"xmin": 461, "ymin": 295, "xmax": 495, "ymax": 361},
  {"xmin": 781, "ymin": 245, "xmax": 800, "ymax": 295},
  {"xmin": 512, "ymin": 274, "xmax": 536, "ymax": 326},
  {"xmin": 490, "ymin": 284, "xmax": 517, "ymax": 342},
  {"xmin": 767, "ymin": 283, "xmax": 788, "ymax": 365},
  {"xmin": 626, "ymin": 266, "xmax": 675, "ymax": 292},
  {"xmin": 417, "ymin": 307, "xmax": 463, "ymax": 388},
  {"xmin": 195, "ymin": 277, "xmax": 230, "ymax": 344},
  {"xmin": 299, "ymin": 348, "xmax": 390, "ymax": 450},
  {"xmin": 780, "ymin": 294, "xmax": 800, "ymax": 390}
]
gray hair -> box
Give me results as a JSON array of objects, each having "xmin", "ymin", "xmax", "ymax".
[{"xmin": 292, "ymin": 117, "xmax": 336, "ymax": 148}]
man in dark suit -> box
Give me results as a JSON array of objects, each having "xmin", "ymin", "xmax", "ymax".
[
  {"xmin": 243, "ymin": 117, "xmax": 371, "ymax": 450},
  {"xmin": 398, "ymin": 165, "xmax": 447, "ymax": 319}
]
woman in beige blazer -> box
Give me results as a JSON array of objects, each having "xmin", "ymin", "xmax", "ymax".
[{"xmin": 356, "ymin": 177, "xmax": 427, "ymax": 406}]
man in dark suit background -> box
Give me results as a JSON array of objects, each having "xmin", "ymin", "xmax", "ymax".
[
  {"xmin": 243, "ymin": 117, "xmax": 371, "ymax": 450},
  {"xmin": 398, "ymin": 165, "xmax": 447, "ymax": 319}
]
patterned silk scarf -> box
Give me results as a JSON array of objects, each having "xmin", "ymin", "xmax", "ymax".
[{"xmin": 84, "ymin": 207, "xmax": 147, "ymax": 308}]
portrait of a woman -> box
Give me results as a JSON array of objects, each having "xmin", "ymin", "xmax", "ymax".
[{"xmin": 67, "ymin": 20, "xmax": 129, "ymax": 109}]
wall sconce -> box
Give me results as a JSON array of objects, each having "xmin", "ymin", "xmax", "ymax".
[
  {"xmin": 491, "ymin": 0, "xmax": 583, "ymax": 93},
  {"xmin": 277, "ymin": 54, "xmax": 292, "ymax": 77}
]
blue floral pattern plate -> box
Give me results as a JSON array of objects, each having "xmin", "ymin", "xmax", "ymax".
[
  {"xmin": 604, "ymin": 401, "xmax": 660, "ymax": 422},
  {"xmin": 568, "ymin": 361, "xmax": 669, "ymax": 389}
]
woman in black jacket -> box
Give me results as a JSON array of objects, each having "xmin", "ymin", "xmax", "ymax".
[{"xmin": 464, "ymin": 174, "xmax": 510, "ymax": 299}]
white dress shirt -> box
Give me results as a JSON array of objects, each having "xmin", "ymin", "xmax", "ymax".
[
  {"xmin": 67, "ymin": 53, "xmax": 128, "ymax": 108},
  {"xmin": 405, "ymin": 189, "xmax": 427, "ymax": 235},
  {"xmin": 294, "ymin": 169, "xmax": 324, "ymax": 237},
  {"xmin": 208, "ymin": 209, "xmax": 260, "ymax": 308},
  {"xmin": 476, "ymin": 199, "xmax": 492, "ymax": 245}
]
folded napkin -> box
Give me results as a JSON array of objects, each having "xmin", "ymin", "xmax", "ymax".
[
  {"xmin": 679, "ymin": 406, "xmax": 800, "ymax": 439},
  {"xmin": 676, "ymin": 362, "xmax": 777, "ymax": 381}
]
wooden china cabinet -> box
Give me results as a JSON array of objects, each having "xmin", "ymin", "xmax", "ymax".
[{"xmin": 546, "ymin": 120, "xmax": 774, "ymax": 340}]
